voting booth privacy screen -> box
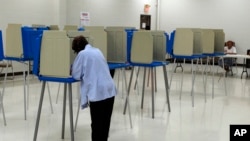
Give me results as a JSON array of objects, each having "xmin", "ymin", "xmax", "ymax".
[
  {"xmin": 105, "ymin": 26, "xmax": 136, "ymax": 63},
  {"xmin": 40, "ymin": 31, "xmax": 71, "ymax": 78},
  {"xmin": 5, "ymin": 23, "xmax": 225, "ymax": 78},
  {"xmin": 5, "ymin": 24, "xmax": 48, "ymax": 59},
  {"xmin": 173, "ymin": 28, "xmax": 225, "ymax": 56},
  {"xmin": 151, "ymin": 30, "xmax": 167, "ymax": 62},
  {"xmin": 39, "ymin": 31, "xmax": 93, "ymax": 78},
  {"xmin": 84, "ymin": 26, "xmax": 107, "ymax": 59}
]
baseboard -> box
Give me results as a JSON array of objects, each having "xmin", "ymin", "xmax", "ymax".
[{"xmin": 0, "ymin": 71, "xmax": 32, "ymax": 77}]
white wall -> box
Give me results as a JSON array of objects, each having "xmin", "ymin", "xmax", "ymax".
[
  {"xmin": 0, "ymin": 0, "xmax": 63, "ymax": 29},
  {"xmin": 66, "ymin": 0, "xmax": 157, "ymax": 29},
  {"xmin": 159, "ymin": 0, "xmax": 250, "ymax": 55},
  {"xmin": 0, "ymin": 0, "xmax": 65, "ymax": 72}
]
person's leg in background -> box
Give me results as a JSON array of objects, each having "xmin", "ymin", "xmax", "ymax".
[
  {"xmin": 224, "ymin": 58, "xmax": 231, "ymax": 71},
  {"xmin": 218, "ymin": 58, "xmax": 224, "ymax": 68},
  {"xmin": 90, "ymin": 96, "xmax": 115, "ymax": 141},
  {"xmin": 110, "ymin": 69, "xmax": 115, "ymax": 78}
]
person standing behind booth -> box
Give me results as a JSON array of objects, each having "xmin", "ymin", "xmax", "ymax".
[
  {"xmin": 71, "ymin": 35, "xmax": 117, "ymax": 141},
  {"xmin": 218, "ymin": 40, "xmax": 237, "ymax": 71}
]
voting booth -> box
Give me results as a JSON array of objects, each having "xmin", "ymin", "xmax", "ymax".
[
  {"xmin": 173, "ymin": 28, "xmax": 224, "ymax": 55},
  {"xmin": 49, "ymin": 25, "xmax": 60, "ymax": 30},
  {"xmin": 63, "ymin": 25, "xmax": 78, "ymax": 31},
  {"xmin": 192, "ymin": 28, "xmax": 202, "ymax": 55},
  {"xmin": 173, "ymin": 28, "xmax": 202, "ymax": 56},
  {"xmin": 33, "ymin": 31, "xmax": 80, "ymax": 141},
  {"xmin": 130, "ymin": 30, "xmax": 153, "ymax": 64},
  {"xmin": 124, "ymin": 30, "xmax": 171, "ymax": 118},
  {"xmin": 151, "ymin": 30, "xmax": 167, "ymax": 61},
  {"xmin": 201, "ymin": 29, "xmax": 215, "ymax": 54},
  {"xmin": 22, "ymin": 26, "xmax": 49, "ymax": 59},
  {"xmin": 5, "ymin": 24, "xmax": 23, "ymax": 58},
  {"xmin": 213, "ymin": 29, "xmax": 225, "ymax": 54},
  {"xmin": 84, "ymin": 26, "xmax": 107, "ymax": 59},
  {"xmin": 5, "ymin": 24, "xmax": 48, "ymax": 59},
  {"xmin": 128, "ymin": 30, "xmax": 167, "ymax": 62},
  {"xmin": 39, "ymin": 30, "xmax": 93, "ymax": 78},
  {"xmin": 67, "ymin": 30, "xmax": 93, "ymax": 65},
  {"xmin": 4, "ymin": 24, "xmax": 48, "ymax": 120},
  {"xmin": 105, "ymin": 26, "xmax": 136, "ymax": 63},
  {"xmin": 39, "ymin": 31, "xmax": 70, "ymax": 77}
]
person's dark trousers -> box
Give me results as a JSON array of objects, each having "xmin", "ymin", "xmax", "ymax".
[
  {"xmin": 110, "ymin": 69, "xmax": 115, "ymax": 78},
  {"xmin": 89, "ymin": 96, "xmax": 115, "ymax": 141}
]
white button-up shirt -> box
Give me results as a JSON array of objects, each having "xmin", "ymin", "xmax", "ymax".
[{"xmin": 72, "ymin": 44, "xmax": 117, "ymax": 109}]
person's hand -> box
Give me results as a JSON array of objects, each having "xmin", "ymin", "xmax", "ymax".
[{"xmin": 81, "ymin": 103, "xmax": 89, "ymax": 109}]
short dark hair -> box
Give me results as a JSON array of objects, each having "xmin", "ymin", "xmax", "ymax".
[{"xmin": 72, "ymin": 35, "xmax": 88, "ymax": 53}]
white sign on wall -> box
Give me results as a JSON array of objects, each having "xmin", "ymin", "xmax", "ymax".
[{"xmin": 80, "ymin": 12, "xmax": 90, "ymax": 26}]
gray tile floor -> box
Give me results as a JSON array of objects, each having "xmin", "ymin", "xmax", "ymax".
[{"xmin": 0, "ymin": 64, "xmax": 250, "ymax": 141}]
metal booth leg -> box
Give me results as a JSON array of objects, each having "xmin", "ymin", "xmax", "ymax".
[
  {"xmin": 46, "ymin": 83, "xmax": 54, "ymax": 114},
  {"xmin": 154, "ymin": 67, "xmax": 157, "ymax": 92},
  {"xmin": 68, "ymin": 84, "xmax": 75, "ymax": 141},
  {"xmin": 33, "ymin": 81, "xmax": 46, "ymax": 141},
  {"xmin": 74, "ymin": 91, "xmax": 81, "ymax": 131},
  {"xmin": 151, "ymin": 67, "xmax": 155, "ymax": 118},
  {"xmin": 0, "ymin": 91, "xmax": 7, "ymax": 126},
  {"xmin": 123, "ymin": 67, "xmax": 134, "ymax": 115},
  {"xmin": 22, "ymin": 64, "xmax": 27, "ymax": 120},
  {"xmin": 141, "ymin": 67, "xmax": 147, "ymax": 109},
  {"xmin": 122, "ymin": 68, "xmax": 133, "ymax": 128},
  {"xmin": 61, "ymin": 83, "xmax": 74, "ymax": 141},
  {"xmin": 163, "ymin": 65, "xmax": 171, "ymax": 112},
  {"xmin": 61, "ymin": 83, "xmax": 67, "ymax": 139}
]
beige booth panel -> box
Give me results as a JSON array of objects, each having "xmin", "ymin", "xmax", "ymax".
[
  {"xmin": 84, "ymin": 26, "xmax": 107, "ymax": 59},
  {"xmin": 201, "ymin": 29, "xmax": 215, "ymax": 54},
  {"xmin": 191, "ymin": 28, "xmax": 202, "ymax": 55},
  {"xmin": 84, "ymin": 26, "xmax": 105, "ymax": 30},
  {"xmin": 67, "ymin": 31, "xmax": 93, "ymax": 65},
  {"xmin": 105, "ymin": 27, "xmax": 127, "ymax": 63},
  {"xmin": 49, "ymin": 25, "xmax": 60, "ymax": 30},
  {"xmin": 40, "ymin": 31, "xmax": 71, "ymax": 78},
  {"xmin": 63, "ymin": 25, "xmax": 78, "ymax": 31},
  {"xmin": 213, "ymin": 29, "xmax": 225, "ymax": 53},
  {"xmin": 32, "ymin": 24, "xmax": 46, "ymax": 28},
  {"xmin": 105, "ymin": 26, "xmax": 135, "ymax": 63},
  {"xmin": 150, "ymin": 30, "xmax": 167, "ymax": 61},
  {"xmin": 173, "ymin": 28, "xmax": 194, "ymax": 56},
  {"xmin": 131, "ymin": 31, "xmax": 153, "ymax": 64},
  {"xmin": 5, "ymin": 24, "xmax": 23, "ymax": 58}
]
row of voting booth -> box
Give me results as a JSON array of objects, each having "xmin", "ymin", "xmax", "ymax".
[
  {"xmin": 1, "ymin": 23, "xmax": 226, "ymax": 141},
  {"xmin": 35, "ymin": 26, "xmax": 168, "ymax": 78},
  {"xmin": 172, "ymin": 28, "xmax": 225, "ymax": 56},
  {"xmin": 168, "ymin": 28, "xmax": 226, "ymax": 107},
  {"xmin": 2, "ymin": 24, "xmax": 226, "ymax": 79},
  {"xmin": 2, "ymin": 25, "xmax": 226, "ymax": 79}
]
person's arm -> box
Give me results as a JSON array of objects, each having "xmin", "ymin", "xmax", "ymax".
[
  {"xmin": 71, "ymin": 53, "xmax": 84, "ymax": 80},
  {"xmin": 226, "ymin": 47, "xmax": 237, "ymax": 55},
  {"xmin": 72, "ymin": 53, "xmax": 89, "ymax": 109},
  {"xmin": 224, "ymin": 47, "xmax": 228, "ymax": 53}
]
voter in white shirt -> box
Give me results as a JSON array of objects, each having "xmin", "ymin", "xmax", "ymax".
[
  {"xmin": 71, "ymin": 35, "xmax": 117, "ymax": 141},
  {"xmin": 218, "ymin": 40, "xmax": 237, "ymax": 71}
]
